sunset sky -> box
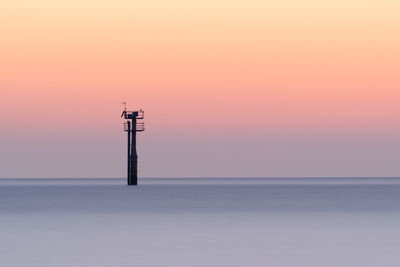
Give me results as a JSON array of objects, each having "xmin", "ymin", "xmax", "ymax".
[{"xmin": 1, "ymin": 0, "xmax": 399, "ymax": 178}]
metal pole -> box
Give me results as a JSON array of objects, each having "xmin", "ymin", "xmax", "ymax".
[
  {"xmin": 130, "ymin": 116, "xmax": 138, "ymax": 185},
  {"xmin": 127, "ymin": 121, "xmax": 131, "ymax": 185}
]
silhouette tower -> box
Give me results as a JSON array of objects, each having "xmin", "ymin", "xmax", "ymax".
[{"xmin": 121, "ymin": 103, "xmax": 144, "ymax": 185}]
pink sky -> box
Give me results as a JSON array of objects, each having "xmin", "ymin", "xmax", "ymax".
[{"xmin": 1, "ymin": 0, "xmax": 400, "ymax": 178}]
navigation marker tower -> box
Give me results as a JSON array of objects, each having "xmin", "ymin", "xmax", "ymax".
[{"xmin": 121, "ymin": 103, "xmax": 145, "ymax": 186}]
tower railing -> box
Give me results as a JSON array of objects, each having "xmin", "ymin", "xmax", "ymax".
[
  {"xmin": 124, "ymin": 122, "xmax": 145, "ymax": 132},
  {"xmin": 125, "ymin": 110, "xmax": 144, "ymax": 119}
]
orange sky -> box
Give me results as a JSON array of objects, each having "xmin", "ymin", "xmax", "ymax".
[{"xmin": 1, "ymin": 0, "xmax": 400, "ymax": 177}]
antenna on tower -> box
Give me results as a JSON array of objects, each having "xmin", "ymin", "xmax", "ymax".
[{"xmin": 121, "ymin": 102, "xmax": 127, "ymax": 118}]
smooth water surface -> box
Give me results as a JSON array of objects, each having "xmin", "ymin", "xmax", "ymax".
[{"xmin": 1, "ymin": 178, "xmax": 400, "ymax": 266}]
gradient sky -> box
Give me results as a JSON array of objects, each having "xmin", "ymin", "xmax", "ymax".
[{"xmin": 1, "ymin": 0, "xmax": 400, "ymax": 178}]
